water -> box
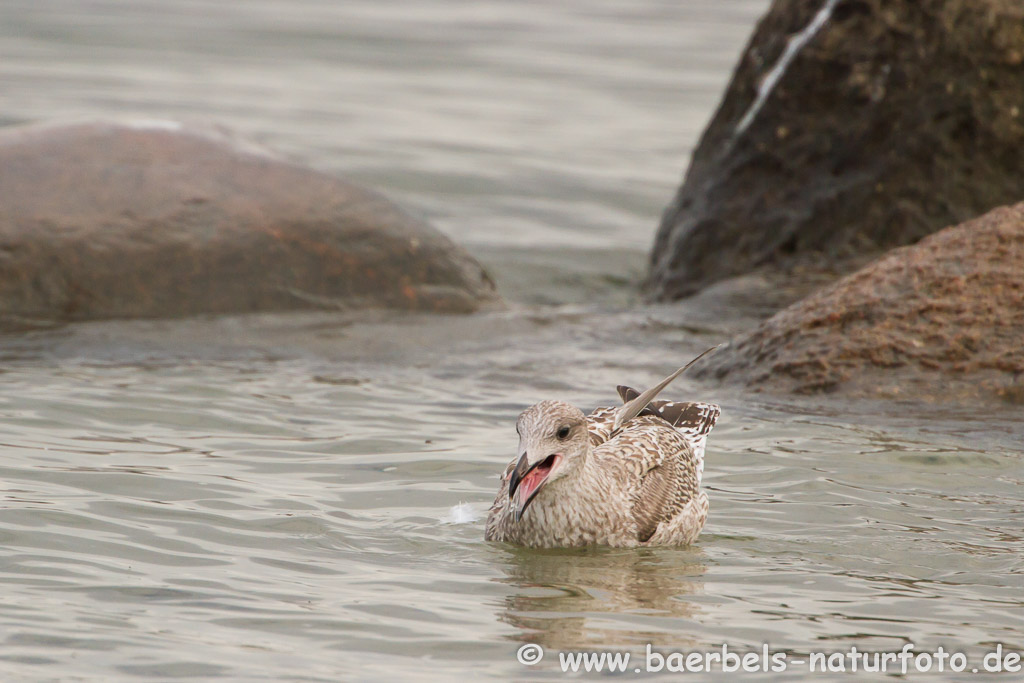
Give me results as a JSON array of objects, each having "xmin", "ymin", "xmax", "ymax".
[{"xmin": 2, "ymin": 1, "xmax": 1023, "ymax": 680}]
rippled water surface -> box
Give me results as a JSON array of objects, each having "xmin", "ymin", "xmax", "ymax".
[{"xmin": 2, "ymin": 1, "xmax": 1024, "ymax": 680}]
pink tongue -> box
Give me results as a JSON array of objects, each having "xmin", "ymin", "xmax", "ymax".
[{"xmin": 517, "ymin": 468, "xmax": 548, "ymax": 503}]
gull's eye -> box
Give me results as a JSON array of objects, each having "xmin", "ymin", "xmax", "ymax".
[{"xmin": 556, "ymin": 426, "xmax": 570, "ymax": 440}]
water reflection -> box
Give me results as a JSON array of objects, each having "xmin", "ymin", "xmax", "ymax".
[{"xmin": 493, "ymin": 545, "xmax": 707, "ymax": 650}]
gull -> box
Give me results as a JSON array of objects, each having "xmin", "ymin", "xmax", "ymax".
[{"xmin": 485, "ymin": 348, "xmax": 720, "ymax": 548}]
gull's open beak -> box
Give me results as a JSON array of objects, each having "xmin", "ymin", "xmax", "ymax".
[
  {"xmin": 507, "ymin": 452, "xmax": 561, "ymax": 522},
  {"xmin": 507, "ymin": 453, "xmax": 529, "ymax": 500}
]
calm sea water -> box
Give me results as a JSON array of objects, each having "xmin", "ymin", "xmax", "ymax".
[{"xmin": 1, "ymin": 1, "xmax": 1023, "ymax": 680}]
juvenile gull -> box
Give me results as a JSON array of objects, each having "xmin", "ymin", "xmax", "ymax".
[{"xmin": 485, "ymin": 349, "xmax": 720, "ymax": 548}]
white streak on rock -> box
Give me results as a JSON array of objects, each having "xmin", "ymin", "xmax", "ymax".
[
  {"xmin": 735, "ymin": 0, "xmax": 841, "ymax": 137},
  {"xmin": 124, "ymin": 119, "xmax": 184, "ymax": 131}
]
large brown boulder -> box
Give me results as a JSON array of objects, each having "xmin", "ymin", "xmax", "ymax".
[
  {"xmin": 694, "ymin": 202, "xmax": 1024, "ymax": 404},
  {"xmin": 0, "ymin": 121, "xmax": 498, "ymax": 326},
  {"xmin": 645, "ymin": 0, "xmax": 1024, "ymax": 301}
]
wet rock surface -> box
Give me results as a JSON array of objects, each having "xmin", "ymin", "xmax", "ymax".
[
  {"xmin": 646, "ymin": 0, "xmax": 1024, "ymax": 301},
  {"xmin": 694, "ymin": 203, "xmax": 1024, "ymax": 405},
  {"xmin": 0, "ymin": 121, "xmax": 498, "ymax": 327}
]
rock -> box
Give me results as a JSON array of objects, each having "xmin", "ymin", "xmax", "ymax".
[
  {"xmin": 694, "ymin": 202, "xmax": 1024, "ymax": 405},
  {"xmin": 0, "ymin": 121, "xmax": 498, "ymax": 326},
  {"xmin": 645, "ymin": 0, "xmax": 1024, "ymax": 301}
]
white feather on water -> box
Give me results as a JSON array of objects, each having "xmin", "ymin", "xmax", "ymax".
[
  {"xmin": 442, "ymin": 501, "xmax": 483, "ymax": 524},
  {"xmin": 734, "ymin": 0, "xmax": 841, "ymax": 136}
]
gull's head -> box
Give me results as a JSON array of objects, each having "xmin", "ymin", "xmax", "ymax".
[{"xmin": 507, "ymin": 400, "xmax": 589, "ymax": 522}]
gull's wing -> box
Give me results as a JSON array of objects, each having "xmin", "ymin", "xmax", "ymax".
[
  {"xmin": 614, "ymin": 391, "xmax": 720, "ymax": 483},
  {"xmin": 598, "ymin": 403, "xmax": 719, "ymax": 543},
  {"xmin": 632, "ymin": 454, "xmax": 693, "ymax": 542}
]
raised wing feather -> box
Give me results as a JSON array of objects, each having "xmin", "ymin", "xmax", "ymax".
[{"xmin": 611, "ymin": 347, "xmax": 718, "ymax": 431}]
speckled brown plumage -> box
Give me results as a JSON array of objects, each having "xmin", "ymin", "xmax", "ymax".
[{"xmin": 484, "ymin": 371, "xmax": 720, "ymax": 548}]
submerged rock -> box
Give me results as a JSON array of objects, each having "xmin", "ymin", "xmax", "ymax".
[
  {"xmin": 0, "ymin": 121, "xmax": 498, "ymax": 326},
  {"xmin": 646, "ymin": 0, "xmax": 1024, "ymax": 300},
  {"xmin": 695, "ymin": 203, "xmax": 1024, "ymax": 405}
]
